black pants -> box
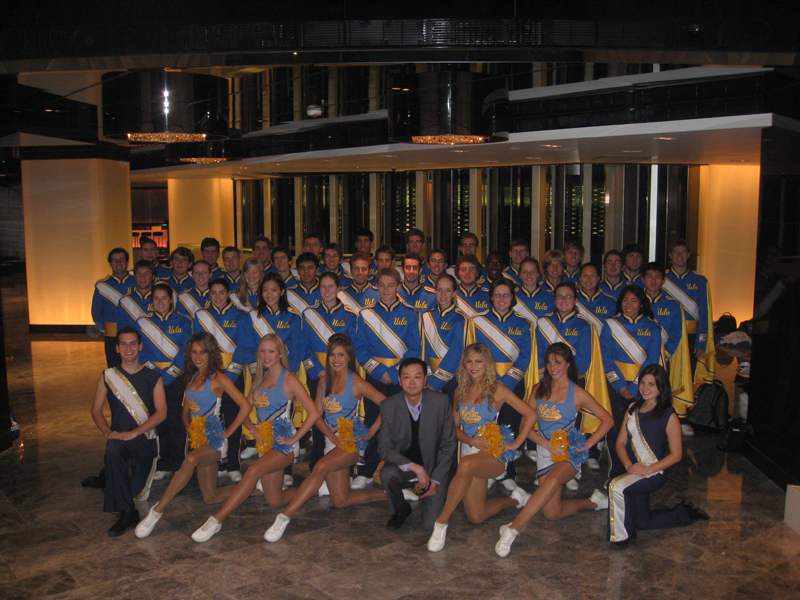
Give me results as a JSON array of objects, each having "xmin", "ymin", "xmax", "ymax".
[
  {"xmin": 219, "ymin": 374, "xmax": 245, "ymax": 472},
  {"xmin": 359, "ymin": 375, "xmax": 401, "ymax": 479},
  {"xmin": 606, "ymin": 384, "xmax": 632, "ymax": 479},
  {"xmin": 381, "ymin": 464, "xmax": 449, "ymax": 532},
  {"xmin": 308, "ymin": 377, "xmax": 326, "ymax": 472},
  {"xmin": 497, "ymin": 379, "xmax": 526, "ymax": 481},
  {"xmin": 103, "ymin": 436, "xmax": 157, "ymax": 513},
  {"xmin": 156, "ymin": 378, "xmax": 186, "ymax": 472}
]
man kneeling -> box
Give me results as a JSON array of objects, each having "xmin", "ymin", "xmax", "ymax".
[
  {"xmin": 378, "ymin": 357, "xmax": 456, "ymax": 531},
  {"xmin": 91, "ymin": 326, "xmax": 166, "ymax": 537}
]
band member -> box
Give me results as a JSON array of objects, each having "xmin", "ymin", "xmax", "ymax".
[
  {"xmin": 426, "ymin": 249, "xmax": 449, "ymax": 289},
  {"xmin": 177, "ymin": 260, "xmax": 212, "ymax": 319},
  {"xmin": 221, "ymin": 246, "xmax": 242, "ymax": 292},
  {"xmin": 252, "ymin": 236, "xmax": 276, "ymax": 274},
  {"xmin": 562, "ymin": 240, "xmax": 585, "ymax": 283},
  {"xmin": 164, "ymin": 246, "xmax": 194, "ymax": 294},
  {"xmin": 513, "ymin": 257, "xmax": 553, "ymax": 324},
  {"xmin": 375, "ymin": 245, "xmax": 398, "ymax": 273},
  {"xmin": 354, "ymin": 228, "xmax": 379, "ymax": 279},
  {"xmin": 139, "ymin": 236, "xmax": 171, "ymax": 280},
  {"xmin": 484, "ymin": 252, "xmax": 507, "ymax": 286},
  {"xmin": 622, "ymin": 243, "xmax": 645, "ymax": 285},
  {"xmin": 338, "ymin": 251, "xmax": 379, "ymax": 312},
  {"xmin": 455, "ymin": 254, "xmax": 490, "ymax": 319},
  {"xmin": 503, "ymin": 239, "xmax": 530, "ymax": 286},
  {"xmin": 232, "ymin": 257, "xmax": 263, "ymax": 312},
  {"xmin": 447, "ymin": 232, "xmax": 489, "ymax": 281},
  {"xmin": 271, "ymin": 246, "xmax": 298, "ymax": 289},
  {"xmin": 249, "ymin": 274, "xmax": 305, "ymax": 376},
  {"xmin": 320, "ymin": 242, "xmax": 352, "ymax": 281},
  {"xmin": 405, "ymin": 228, "xmax": 429, "ymax": 281},
  {"xmin": 575, "ymin": 263, "xmax": 617, "ymax": 334},
  {"xmin": 117, "ymin": 260, "xmax": 155, "ymax": 331},
  {"xmin": 302, "ymin": 233, "xmax": 323, "ymax": 258},
  {"xmin": 599, "ymin": 250, "xmax": 626, "ymax": 299},
  {"xmin": 201, "ymin": 237, "xmax": 222, "ymax": 276},
  {"xmin": 399, "ymin": 253, "xmax": 436, "ymax": 313},
  {"xmin": 542, "ymin": 250, "xmax": 565, "ymax": 292},
  {"xmin": 91, "ymin": 327, "xmax": 166, "ymax": 536},
  {"xmin": 286, "ymin": 252, "xmax": 322, "ymax": 314},
  {"xmin": 92, "ymin": 247, "xmax": 135, "ymax": 367}
]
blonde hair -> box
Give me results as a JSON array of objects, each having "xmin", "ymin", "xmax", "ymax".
[
  {"xmin": 236, "ymin": 257, "xmax": 264, "ymax": 306},
  {"xmin": 253, "ymin": 334, "xmax": 291, "ymax": 385},
  {"xmin": 453, "ymin": 343, "xmax": 498, "ymax": 409}
]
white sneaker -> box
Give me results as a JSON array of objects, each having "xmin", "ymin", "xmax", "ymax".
[
  {"xmin": 587, "ymin": 458, "xmax": 600, "ymax": 470},
  {"xmin": 240, "ymin": 447, "xmax": 258, "ymax": 460},
  {"xmin": 525, "ymin": 450, "xmax": 538, "ymax": 463},
  {"xmin": 403, "ymin": 488, "xmax": 420, "ymax": 502},
  {"xmin": 566, "ymin": 478, "xmax": 579, "ymax": 491},
  {"xmin": 153, "ymin": 470, "xmax": 171, "ymax": 481},
  {"xmin": 487, "ymin": 478, "xmax": 496, "ymax": 489},
  {"xmin": 217, "ymin": 470, "xmax": 227, "ymax": 479},
  {"xmin": 495, "ymin": 524, "xmax": 519, "ymax": 558},
  {"xmin": 590, "ymin": 489, "xmax": 609, "ymax": 510},
  {"xmin": 264, "ymin": 513, "xmax": 290, "ymax": 542},
  {"xmin": 681, "ymin": 424, "xmax": 695, "ymax": 437},
  {"xmin": 427, "ymin": 522, "xmax": 448, "ymax": 552},
  {"xmin": 255, "ymin": 479, "xmax": 263, "ymax": 492},
  {"xmin": 228, "ymin": 470, "xmax": 243, "ymax": 483},
  {"xmin": 510, "ymin": 486, "xmax": 531, "ymax": 509},
  {"xmin": 501, "ymin": 479, "xmax": 518, "ymax": 492},
  {"xmin": 350, "ymin": 476, "xmax": 373, "ymax": 490},
  {"xmin": 134, "ymin": 506, "xmax": 162, "ymax": 538},
  {"xmin": 318, "ymin": 481, "xmax": 330, "ymax": 497},
  {"xmin": 191, "ymin": 516, "xmax": 221, "ymax": 542},
  {"xmin": 283, "ymin": 474, "xmax": 293, "ymax": 488}
]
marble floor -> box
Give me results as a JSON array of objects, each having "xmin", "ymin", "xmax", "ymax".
[{"xmin": 1, "ymin": 272, "xmax": 800, "ymax": 600}]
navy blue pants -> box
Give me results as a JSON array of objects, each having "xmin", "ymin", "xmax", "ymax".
[
  {"xmin": 359, "ymin": 376, "xmax": 401, "ymax": 479},
  {"xmin": 219, "ymin": 374, "xmax": 245, "ymax": 472},
  {"xmin": 606, "ymin": 384, "xmax": 632, "ymax": 479},
  {"xmin": 103, "ymin": 436, "xmax": 157, "ymax": 513},
  {"xmin": 156, "ymin": 378, "xmax": 186, "ymax": 472}
]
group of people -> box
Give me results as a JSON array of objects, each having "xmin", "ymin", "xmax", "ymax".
[{"xmin": 89, "ymin": 228, "xmax": 712, "ymax": 555}]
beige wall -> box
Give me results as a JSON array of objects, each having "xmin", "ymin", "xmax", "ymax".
[
  {"xmin": 23, "ymin": 159, "xmax": 131, "ymax": 325},
  {"xmin": 697, "ymin": 164, "xmax": 761, "ymax": 322},
  {"xmin": 167, "ymin": 179, "xmax": 235, "ymax": 255}
]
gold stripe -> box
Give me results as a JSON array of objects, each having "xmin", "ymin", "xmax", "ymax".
[
  {"xmin": 153, "ymin": 361, "xmax": 170, "ymax": 369},
  {"xmin": 374, "ymin": 357, "xmax": 401, "ymax": 367},
  {"xmin": 222, "ymin": 352, "xmax": 233, "ymax": 368},
  {"xmin": 615, "ymin": 362, "xmax": 641, "ymax": 381},
  {"xmin": 684, "ymin": 320, "xmax": 698, "ymax": 334},
  {"xmin": 495, "ymin": 361, "xmax": 513, "ymax": 377}
]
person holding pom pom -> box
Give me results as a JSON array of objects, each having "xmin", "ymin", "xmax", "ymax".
[
  {"xmin": 494, "ymin": 343, "xmax": 613, "ymax": 557},
  {"xmin": 262, "ymin": 334, "xmax": 387, "ymax": 542},
  {"xmin": 191, "ymin": 334, "xmax": 320, "ymax": 542},
  {"xmin": 134, "ymin": 333, "xmax": 251, "ymax": 538},
  {"xmin": 427, "ymin": 343, "xmax": 537, "ymax": 553}
]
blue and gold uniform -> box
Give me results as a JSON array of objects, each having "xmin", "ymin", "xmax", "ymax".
[
  {"xmin": 318, "ymin": 264, "xmax": 353, "ymax": 282},
  {"xmin": 399, "ymin": 281, "xmax": 436, "ymax": 314},
  {"xmin": 177, "ymin": 287, "xmax": 211, "ymax": 319},
  {"xmin": 286, "ymin": 280, "xmax": 322, "ymax": 314},
  {"xmin": 164, "ymin": 272, "xmax": 194, "ymax": 295},
  {"xmin": 261, "ymin": 260, "xmax": 277, "ymax": 275},
  {"xmin": 154, "ymin": 263, "xmax": 173, "ymax": 281},
  {"xmin": 248, "ymin": 306, "xmax": 304, "ymax": 375},
  {"xmin": 422, "ymin": 303, "xmax": 470, "ymax": 392},
  {"xmin": 575, "ymin": 288, "xmax": 617, "ymax": 334},
  {"xmin": 648, "ymin": 291, "xmax": 694, "ymax": 419},
  {"xmin": 221, "ymin": 272, "xmax": 241, "ymax": 292},
  {"xmin": 563, "ymin": 267, "xmax": 581, "ymax": 283},
  {"xmin": 117, "ymin": 289, "xmax": 154, "ymax": 331},
  {"xmin": 91, "ymin": 272, "xmax": 135, "ymax": 367},
  {"xmin": 337, "ymin": 281, "xmax": 379, "ymax": 313},
  {"xmin": 301, "ymin": 301, "xmax": 357, "ymax": 380},
  {"xmin": 536, "ymin": 310, "xmax": 594, "ymax": 380},
  {"xmin": 455, "ymin": 283, "xmax": 490, "ymax": 319},
  {"xmin": 472, "ymin": 308, "xmax": 534, "ymax": 395},
  {"xmin": 514, "ymin": 284, "xmax": 553, "ymax": 325},
  {"xmin": 502, "ymin": 265, "xmax": 522, "ymax": 286},
  {"xmin": 231, "ymin": 290, "xmax": 259, "ymax": 312},
  {"xmin": 599, "ymin": 277, "xmax": 626, "ymax": 300}
]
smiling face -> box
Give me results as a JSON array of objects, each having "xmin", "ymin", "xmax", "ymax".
[
  {"xmin": 621, "ymin": 290, "xmax": 642, "ymax": 319},
  {"xmin": 465, "ymin": 351, "xmax": 487, "ymax": 381},
  {"xmin": 546, "ymin": 260, "xmax": 564, "ymax": 282},
  {"xmin": 435, "ymin": 278, "xmax": 456, "ymax": 308},
  {"xmin": 297, "ymin": 261, "xmax": 318, "ymax": 287},
  {"xmin": 319, "ymin": 276, "xmax": 339, "ymax": 305},
  {"xmin": 323, "ymin": 249, "xmax": 341, "ymax": 273},
  {"xmin": 210, "ymin": 282, "xmax": 230, "ymax": 309},
  {"xmin": 669, "ymin": 245, "xmax": 690, "ymax": 270},
  {"xmin": 491, "ymin": 283, "xmax": 513, "ymax": 315},
  {"xmin": 604, "ymin": 254, "xmax": 622, "ymax": 279},
  {"xmin": 190, "ymin": 342, "xmax": 209, "ymax": 372},
  {"xmin": 253, "ymin": 241, "xmax": 271, "ymax": 265},
  {"xmin": 639, "ymin": 373, "xmax": 660, "ymax": 402},
  {"xmin": 554, "ymin": 285, "xmax": 576, "ymax": 317},
  {"xmin": 110, "ymin": 252, "xmax": 129, "ymax": 278},
  {"xmin": 192, "ymin": 263, "xmax": 211, "ymax": 289},
  {"xmin": 485, "ymin": 254, "xmax": 504, "ymax": 282},
  {"xmin": 350, "ymin": 258, "xmax": 370, "ymax": 286},
  {"xmin": 428, "ymin": 252, "xmax": 447, "ymax": 278},
  {"xmin": 402, "ymin": 259, "xmax": 421, "ymax": 286},
  {"xmin": 116, "ymin": 332, "xmax": 141, "ymax": 363},
  {"xmin": 509, "ymin": 245, "xmax": 528, "ymax": 268},
  {"xmin": 457, "ymin": 263, "xmax": 478, "ymax": 287},
  {"xmin": 546, "ymin": 351, "xmax": 569, "ymax": 381},
  {"xmin": 152, "ymin": 287, "xmax": 172, "ymax": 316},
  {"xmin": 244, "ymin": 264, "xmax": 262, "ymax": 292},
  {"xmin": 261, "ymin": 279, "xmax": 282, "ymax": 310},
  {"xmin": 520, "ymin": 262, "xmax": 539, "ymax": 289},
  {"xmin": 258, "ymin": 338, "xmax": 282, "ymax": 370},
  {"xmin": 272, "ymin": 251, "xmax": 290, "ymax": 274},
  {"xmin": 564, "ymin": 247, "xmax": 582, "ymax": 269},
  {"xmin": 134, "ymin": 266, "xmax": 154, "ymax": 293},
  {"xmin": 625, "ymin": 252, "xmax": 643, "ymax": 273},
  {"xmin": 579, "ymin": 265, "xmax": 599, "ymax": 294},
  {"xmin": 377, "ymin": 275, "xmax": 399, "ymax": 305},
  {"xmin": 327, "ymin": 344, "xmax": 351, "ymax": 374},
  {"xmin": 223, "ymin": 250, "xmax": 240, "ymax": 275}
]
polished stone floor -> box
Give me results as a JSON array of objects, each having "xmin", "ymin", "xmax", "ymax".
[{"xmin": 2, "ymin": 272, "xmax": 800, "ymax": 600}]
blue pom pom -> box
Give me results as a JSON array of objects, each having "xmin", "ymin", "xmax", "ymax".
[
  {"xmin": 272, "ymin": 417, "xmax": 295, "ymax": 454},
  {"xmin": 352, "ymin": 418, "xmax": 369, "ymax": 454},
  {"xmin": 499, "ymin": 423, "xmax": 516, "ymax": 463},
  {"xmin": 205, "ymin": 415, "xmax": 225, "ymax": 451},
  {"xmin": 567, "ymin": 427, "xmax": 589, "ymax": 465}
]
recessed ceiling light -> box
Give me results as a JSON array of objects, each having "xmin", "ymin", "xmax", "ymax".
[
  {"xmin": 730, "ymin": 159, "xmax": 749, "ymax": 162},
  {"xmin": 451, "ymin": 150, "xmax": 468, "ymax": 153},
  {"xmin": 622, "ymin": 150, "xmax": 643, "ymax": 153},
  {"xmin": 381, "ymin": 154, "xmax": 398, "ymax": 158},
  {"xmin": 541, "ymin": 144, "xmax": 561, "ymax": 148},
  {"xmin": 509, "ymin": 147, "xmax": 521, "ymax": 150},
  {"xmin": 525, "ymin": 157, "xmax": 542, "ymax": 160},
  {"xmin": 484, "ymin": 160, "xmax": 499, "ymax": 163}
]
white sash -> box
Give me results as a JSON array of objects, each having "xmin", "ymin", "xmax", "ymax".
[
  {"xmin": 178, "ymin": 292, "xmax": 202, "ymax": 316},
  {"xmin": 337, "ymin": 290, "xmax": 362, "ymax": 313},
  {"xmin": 662, "ymin": 279, "xmax": 699, "ymax": 320},
  {"xmin": 627, "ymin": 411, "xmax": 661, "ymax": 470},
  {"xmin": 230, "ymin": 295, "xmax": 249, "ymax": 311},
  {"xmin": 119, "ymin": 296, "xmax": 147, "ymax": 321},
  {"xmin": 606, "ymin": 319, "xmax": 647, "ymax": 365},
  {"xmin": 537, "ymin": 317, "xmax": 576, "ymax": 353},
  {"xmin": 249, "ymin": 311, "xmax": 275, "ymax": 338},
  {"xmin": 341, "ymin": 263, "xmax": 352, "ymax": 277},
  {"xmin": 576, "ymin": 301, "xmax": 604, "ymax": 332},
  {"xmin": 361, "ymin": 309, "xmax": 407, "ymax": 358},
  {"xmin": 286, "ymin": 289, "xmax": 311, "ymax": 314},
  {"xmin": 455, "ymin": 297, "xmax": 477, "ymax": 319},
  {"xmin": 104, "ymin": 368, "xmax": 156, "ymax": 439},
  {"xmin": 472, "ymin": 316, "xmax": 520, "ymax": 363},
  {"xmin": 513, "ymin": 302, "xmax": 538, "ymax": 327},
  {"xmin": 137, "ymin": 318, "xmax": 180, "ymax": 360},
  {"xmin": 96, "ymin": 281, "xmax": 123, "ymax": 306},
  {"xmin": 304, "ymin": 309, "xmax": 336, "ymax": 343},
  {"xmin": 196, "ymin": 311, "xmax": 237, "ymax": 354},
  {"xmin": 422, "ymin": 312, "xmax": 448, "ymax": 358}
]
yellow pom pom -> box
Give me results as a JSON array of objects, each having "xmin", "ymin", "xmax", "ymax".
[
  {"xmin": 476, "ymin": 422, "xmax": 505, "ymax": 459},
  {"xmin": 336, "ymin": 417, "xmax": 357, "ymax": 454},
  {"xmin": 256, "ymin": 420, "xmax": 274, "ymax": 455},
  {"xmin": 188, "ymin": 416, "xmax": 208, "ymax": 450},
  {"xmin": 550, "ymin": 429, "xmax": 569, "ymax": 462}
]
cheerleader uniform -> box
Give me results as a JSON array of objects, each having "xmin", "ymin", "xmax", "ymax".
[
  {"xmin": 534, "ymin": 381, "xmax": 582, "ymax": 478},
  {"xmin": 252, "ymin": 369, "xmax": 298, "ymax": 457},
  {"xmin": 186, "ymin": 375, "xmax": 228, "ymax": 458},
  {"xmin": 458, "ymin": 396, "xmax": 500, "ymax": 461},
  {"xmin": 320, "ymin": 371, "xmax": 361, "ymax": 455}
]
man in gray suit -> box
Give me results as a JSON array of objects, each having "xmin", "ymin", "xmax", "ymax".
[{"xmin": 378, "ymin": 357, "xmax": 457, "ymax": 532}]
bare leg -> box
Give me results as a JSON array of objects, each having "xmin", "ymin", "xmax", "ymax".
[
  {"xmin": 327, "ymin": 467, "xmax": 386, "ymax": 508},
  {"xmin": 197, "ymin": 462, "xmax": 236, "ymax": 504},
  {"xmin": 153, "ymin": 445, "xmax": 220, "ymax": 513},
  {"xmin": 462, "ymin": 476, "xmax": 518, "ymax": 524},
  {"xmin": 510, "ymin": 462, "xmax": 586, "ymax": 531},
  {"xmin": 282, "ymin": 449, "xmax": 360, "ymax": 518},
  {"xmin": 212, "ymin": 450, "xmax": 295, "ymax": 522},
  {"xmin": 435, "ymin": 453, "xmax": 506, "ymax": 525}
]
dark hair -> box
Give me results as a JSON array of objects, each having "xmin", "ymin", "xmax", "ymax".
[
  {"xmin": 536, "ymin": 343, "xmax": 579, "ymax": 401},
  {"xmin": 642, "ymin": 261, "xmax": 665, "ymax": 278},
  {"xmin": 485, "ymin": 251, "xmax": 505, "ymax": 267},
  {"xmin": 459, "ymin": 232, "xmax": 479, "ymax": 246},
  {"xmin": 210, "ymin": 277, "xmax": 230, "ymax": 292},
  {"xmin": 519, "ymin": 256, "xmax": 540, "ymax": 271},
  {"xmin": 622, "ymin": 243, "xmax": 645, "ymax": 259},
  {"xmin": 403, "ymin": 252, "xmax": 423, "ymax": 269},
  {"xmin": 435, "ymin": 273, "xmax": 458, "ymax": 291},
  {"xmin": 324, "ymin": 333, "xmax": 357, "ymax": 390},
  {"xmin": 296, "ymin": 252, "xmax": 320, "ymax": 269},
  {"xmin": 399, "ymin": 356, "xmax": 428, "ymax": 376},
  {"xmin": 107, "ymin": 248, "xmax": 129, "ymax": 263},
  {"xmin": 376, "ymin": 245, "xmax": 396, "ymax": 261},
  {"xmin": 170, "ymin": 246, "xmax": 194, "ymax": 263},
  {"xmin": 133, "ymin": 259, "xmax": 156, "ymax": 276},
  {"xmin": 455, "ymin": 253, "xmax": 481, "ymax": 271},
  {"xmin": 116, "ymin": 325, "xmax": 141, "ymax": 345},
  {"xmin": 139, "ymin": 236, "xmax": 156, "ymax": 249},
  {"xmin": 404, "ymin": 228, "xmax": 425, "ymax": 244},
  {"xmin": 603, "ymin": 249, "xmax": 622, "ymax": 264},
  {"xmin": 628, "ymin": 364, "xmax": 672, "ymax": 420},
  {"xmin": 319, "ymin": 271, "xmax": 341, "ymax": 288},
  {"xmin": 253, "ymin": 236, "xmax": 273, "ymax": 250},
  {"xmin": 257, "ymin": 273, "xmax": 289, "ymax": 314},
  {"xmin": 152, "ymin": 282, "xmax": 174, "ymax": 300},
  {"xmin": 579, "ymin": 262, "xmax": 600, "ymax": 277},
  {"xmin": 355, "ymin": 228, "xmax": 374, "ymax": 242},
  {"xmin": 510, "ymin": 238, "xmax": 529, "ymax": 251},
  {"xmin": 488, "ymin": 277, "xmax": 517, "ymax": 310},
  {"xmin": 668, "ymin": 238, "xmax": 690, "ymax": 254},
  {"xmin": 562, "ymin": 240, "xmax": 585, "ymax": 256},
  {"xmin": 272, "ymin": 245, "xmax": 292, "ymax": 261},
  {"xmin": 429, "ymin": 248, "xmax": 448, "ymax": 264},
  {"xmin": 615, "ymin": 284, "xmax": 654, "ymax": 319},
  {"xmin": 554, "ymin": 281, "xmax": 577, "ymax": 299},
  {"xmin": 182, "ymin": 332, "xmax": 223, "ymax": 385},
  {"xmin": 201, "ymin": 237, "xmax": 220, "ymax": 252},
  {"xmin": 323, "ymin": 243, "xmax": 343, "ymax": 259},
  {"xmin": 222, "ymin": 246, "xmax": 240, "ymax": 257}
]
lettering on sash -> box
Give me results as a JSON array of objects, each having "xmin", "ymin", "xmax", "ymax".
[
  {"xmin": 537, "ymin": 318, "xmax": 576, "ymax": 354},
  {"xmin": 196, "ymin": 311, "xmax": 236, "ymax": 353},
  {"xmin": 104, "ymin": 368, "xmax": 156, "ymax": 439},
  {"xmin": 637, "ymin": 329, "xmax": 651, "ymax": 336},
  {"xmin": 606, "ymin": 319, "xmax": 647, "ymax": 364},
  {"xmin": 361, "ymin": 310, "xmax": 408, "ymax": 358},
  {"xmin": 423, "ymin": 312, "xmax": 449, "ymax": 359},
  {"xmin": 473, "ymin": 316, "xmax": 520, "ymax": 363},
  {"xmin": 96, "ymin": 281, "xmax": 123, "ymax": 306},
  {"xmin": 138, "ymin": 318, "xmax": 180, "ymax": 360},
  {"xmin": 576, "ymin": 302, "xmax": 603, "ymax": 332},
  {"xmin": 662, "ymin": 279, "xmax": 699, "ymax": 320}
]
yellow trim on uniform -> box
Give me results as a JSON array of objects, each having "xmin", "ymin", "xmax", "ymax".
[{"xmin": 615, "ymin": 362, "xmax": 641, "ymax": 382}]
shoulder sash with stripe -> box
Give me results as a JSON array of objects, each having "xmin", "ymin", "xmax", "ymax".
[
  {"xmin": 361, "ymin": 309, "xmax": 408, "ymax": 358},
  {"xmin": 104, "ymin": 368, "xmax": 156, "ymax": 439},
  {"xmin": 138, "ymin": 318, "xmax": 180, "ymax": 360},
  {"xmin": 178, "ymin": 292, "xmax": 202, "ymax": 316},
  {"xmin": 662, "ymin": 279, "xmax": 699, "ymax": 320},
  {"xmin": 249, "ymin": 310, "xmax": 275, "ymax": 338},
  {"xmin": 96, "ymin": 281, "xmax": 123, "ymax": 306},
  {"xmin": 606, "ymin": 319, "xmax": 647, "ymax": 365},
  {"xmin": 286, "ymin": 289, "xmax": 311, "ymax": 313},
  {"xmin": 576, "ymin": 301, "xmax": 604, "ymax": 332},
  {"xmin": 628, "ymin": 410, "xmax": 661, "ymax": 470},
  {"xmin": 120, "ymin": 296, "xmax": 147, "ymax": 321},
  {"xmin": 422, "ymin": 312, "xmax": 448, "ymax": 358},
  {"xmin": 472, "ymin": 315, "xmax": 520, "ymax": 363},
  {"xmin": 196, "ymin": 311, "xmax": 237, "ymax": 353},
  {"xmin": 304, "ymin": 309, "xmax": 336, "ymax": 343},
  {"xmin": 513, "ymin": 302, "xmax": 538, "ymax": 327},
  {"xmin": 537, "ymin": 317, "xmax": 576, "ymax": 354},
  {"xmin": 337, "ymin": 290, "xmax": 361, "ymax": 313},
  {"xmin": 456, "ymin": 297, "xmax": 477, "ymax": 319}
]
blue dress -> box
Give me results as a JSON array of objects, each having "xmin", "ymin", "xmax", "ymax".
[
  {"xmin": 535, "ymin": 381, "xmax": 582, "ymax": 477},
  {"xmin": 457, "ymin": 395, "xmax": 499, "ymax": 460},
  {"xmin": 252, "ymin": 368, "xmax": 298, "ymax": 456},
  {"xmin": 320, "ymin": 371, "xmax": 361, "ymax": 455}
]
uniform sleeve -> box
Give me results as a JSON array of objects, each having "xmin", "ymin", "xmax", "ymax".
[
  {"xmin": 499, "ymin": 320, "xmax": 529, "ymax": 389},
  {"xmin": 428, "ymin": 317, "xmax": 466, "ymax": 391},
  {"xmin": 163, "ymin": 320, "xmax": 191, "ymax": 386},
  {"xmin": 574, "ymin": 322, "xmax": 592, "ymax": 379},
  {"xmin": 301, "ymin": 313, "xmax": 323, "ymax": 377},
  {"xmin": 244, "ymin": 316, "xmax": 260, "ymax": 376},
  {"xmin": 354, "ymin": 312, "xmax": 387, "ymax": 380},
  {"xmin": 600, "ymin": 321, "xmax": 628, "ymax": 395},
  {"xmin": 226, "ymin": 313, "xmax": 248, "ymax": 382},
  {"xmin": 116, "ymin": 298, "xmax": 137, "ymax": 331},
  {"xmin": 286, "ymin": 315, "xmax": 303, "ymax": 374},
  {"xmin": 91, "ymin": 285, "xmax": 105, "ymax": 330},
  {"xmin": 663, "ymin": 306, "xmax": 682, "ymax": 359},
  {"xmin": 535, "ymin": 318, "xmax": 548, "ymax": 378}
]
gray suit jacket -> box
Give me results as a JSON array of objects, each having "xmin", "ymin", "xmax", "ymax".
[{"xmin": 378, "ymin": 390, "xmax": 456, "ymax": 485}]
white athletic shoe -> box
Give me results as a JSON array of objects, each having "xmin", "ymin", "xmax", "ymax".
[
  {"xmin": 318, "ymin": 481, "xmax": 330, "ymax": 497},
  {"xmin": 191, "ymin": 516, "xmax": 221, "ymax": 543},
  {"xmin": 153, "ymin": 470, "xmax": 171, "ymax": 481},
  {"xmin": 255, "ymin": 479, "xmax": 263, "ymax": 492},
  {"xmin": 350, "ymin": 476, "xmax": 373, "ymax": 490},
  {"xmin": 566, "ymin": 478, "xmax": 579, "ymax": 491},
  {"xmin": 427, "ymin": 522, "xmax": 448, "ymax": 552},
  {"xmin": 525, "ymin": 449, "xmax": 538, "ymax": 463},
  {"xmin": 240, "ymin": 447, "xmax": 258, "ymax": 460},
  {"xmin": 681, "ymin": 424, "xmax": 695, "ymax": 437},
  {"xmin": 403, "ymin": 488, "xmax": 420, "ymax": 502},
  {"xmin": 228, "ymin": 470, "xmax": 243, "ymax": 483},
  {"xmin": 495, "ymin": 524, "xmax": 519, "ymax": 558},
  {"xmin": 134, "ymin": 506, "xmax": 162, "ymax": 538},
  {"xmin": 217, "ymin": 470, "xmax": 227, "ymax": 479},
  {"xmin": 501, "ymin": 479, "xmax": 518, "ymax": 492},
  {"xmin": 510, "ymin": 486, "xmax": 531, "ymax": 509},
  {"xmin": 587, "ymin": 458, "xmax": 600, "ymax": 470},
  {"xmin": 487, "ymin": 478, "xmax": 496, "ymax": 489},
  {"xmin": 264, "ymin": 513, "xmax": 290, "ymax": 542},
  {"xmin": 590, "ymin": 489, "xmax": 609, "ymax": 510}
]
